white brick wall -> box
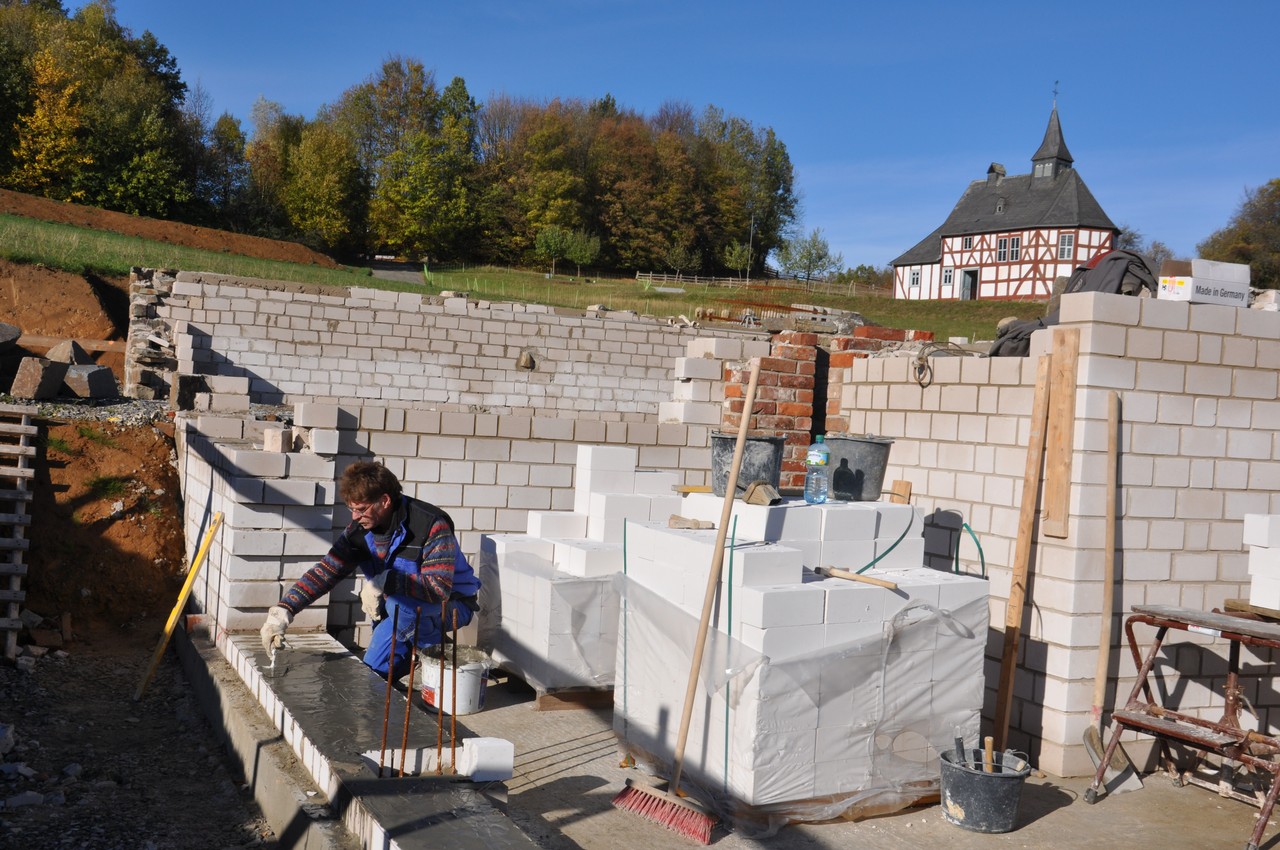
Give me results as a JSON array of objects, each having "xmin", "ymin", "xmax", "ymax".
[{"xmin": 835, "ymin": 291, "xmax": 1280, "ymax": 777}]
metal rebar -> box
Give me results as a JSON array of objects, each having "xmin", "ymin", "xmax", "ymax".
[
  {"xmin": 451, "ymin": 605, "xmax": 458, "ymax": 775},
  {"xmin": 378, "ymin": 605, "xmax": 400, "ymax": 778},
  {"xmin": 398, "ymin": 606, "xmax": 422, "ymax": 777},
  {"xmin": 436, "ymin": 599, "xmax": 446, "ymax": 775}
]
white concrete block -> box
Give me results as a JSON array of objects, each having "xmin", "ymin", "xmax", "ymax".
[
  {"xmin": 634, "ymin": 470, "xmax": 680, "ymax": 495},
  {"xmin": 1251, "ymin": 574, "xmax": 1280, "ymax": 610},
  {"xmin": 871, "ymin": 535, "xmax": 925, "ymax": 572},
  {"xmin": 552, "ymin": 538, "xmax": 625, "ymax": 578},
  {"xmin": 735, "ymin": 584, "xmax": 827, "ymax": 629},
  {"xmin": 820, "ymin": 579, "xmax": 887, "ymax": 624},
  {"xmin": 1249, "ymin": 546, "xmax": 1280, "ymax": 577},
  {"xmin": 736, "ymin": 623, "xmax": 827, "ymax": 660},
  {"xmin": 1243, "ymin": 514, "xmax": 1280, "ymax": 548},
  {"xmin": 526, "ymin": 510, "xmax": 588, "ymax": 538},
  {"xmin": 576, "ymin": 444, "xmax": 637, "ymax": 471},
  {"xmin": 820, "ymin": 540, "xmax": 879, "ymax": 572},
  {"xmin": 818, "ymin": 503, "xmax": 880, "ymax": 540},
  {"xmin": 310, "ymin": 429, "xmax": 340, "ymax": 455},
  {"xmin": 573, "ymin": 468, "xmax": 636, "ymax": 514}
]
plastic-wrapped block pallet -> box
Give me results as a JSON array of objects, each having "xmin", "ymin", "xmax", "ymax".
[
  {"xmin": 476, "ymin": 533, "xmax": 619, "ymax": 692},
  {"xmin": 614, "ymin": 534, "xmax": 988, "ymax": 812}
]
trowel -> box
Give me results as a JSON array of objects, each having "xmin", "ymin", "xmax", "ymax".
[{"xmin": 267, "ymin": 638, "xmax": 291, "ymax": 678}]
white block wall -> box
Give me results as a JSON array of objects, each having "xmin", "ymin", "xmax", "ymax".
[
  {"xmin": 838, "ymin": 290, "xmax": 1280, "ymax": 776},
  {"xmin": 144, "ymin": 270, "xmax": 765, "ymax": 417}
]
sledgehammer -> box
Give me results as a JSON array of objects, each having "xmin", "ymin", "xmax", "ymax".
[{"xmin": 814, "ymin": 565, "xmax": 899, "ymax": 591}]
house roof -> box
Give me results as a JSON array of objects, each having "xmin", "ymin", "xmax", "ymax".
[{"xmin": 891, "ymin": 109, "xmax": 1115, "ymax": 267}]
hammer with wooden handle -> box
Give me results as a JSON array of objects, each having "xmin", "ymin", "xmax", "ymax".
[{"xmin": 814, "ymin": 565, "xmax": 899, "ymax": 591}]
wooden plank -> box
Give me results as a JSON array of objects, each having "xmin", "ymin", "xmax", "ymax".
[
  {"xmin": 1225, "ymin": 598, "xmax": 1280, "ymax": 622},
  {"xmin": 0, "ymin": 539, "xmax": 30, "ymax": 551},
  {"xmin": 888, "ymin": 480, "xmax": 912, "ymax": 504},
  {"xmin": 15, "ymin": 334, "xmax": 126, "ymax": 353},
  {"xmin": 0, "ymin": 489, "xmax": 33, "ymax": 502},
  {"xmin": 0, "ymin": 423, "xmax": 38, "ymax": 437},
  {"xmin": 0, "ymin": 444, "xmax": 36, "ymax": 458},
  {"xmin": 533, "ymin": 687, "xmax": 614, "ymax": 711},
  {"xmin": 0, "ymin": 514, "xmax": 31, "ymax": 525},
  {"xmin": 0, "ymin": 589, "xmax": 25, "ymax": 603},
  {"xmin": 0, "ymin": 467, "xmax": 34, "ymax": 480},
  {"xmin": 1041, "ymin": 328, "xmax": 1081, "ymax": 538},
  {"xmin": 0, "ymin": 563, "xmax": 27, "ymax": 577},
  {"xmin": 0, "ymin": 403, "xmax": 38, "ymax": 416},
  {"xmin": 993, "ymin": 353, "xmax": 1053, "ymax": 751}
]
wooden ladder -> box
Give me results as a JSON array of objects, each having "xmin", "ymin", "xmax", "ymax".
[{"xmin": 0, "ymin": 403, "xmax": 36, "ymax": 660}]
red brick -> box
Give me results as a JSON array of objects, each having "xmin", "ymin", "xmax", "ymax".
[
  {"xmin": 758, "ymin": 356, "xmax": 798, "ymax": 374},
  {"xmin": 908, "ymin": 329, "xmax": 936, "ymax": 342},
  {"xmin": 775, "ymin": 331, "xmax": 819, "ymax": 348},
  {"xmin": 829, "ymin": 351, "xmax": 861, "ymax": 368},
  {"xmin": 778, "ymin": 401, "xmax": 811, "ymax": 417},
  {"xmin": 853, "ymin": 326, "xmax": 909, "ymax": 341},
  {"xmin": 773, "ymin": 344, "xmax": 817, "ymax": 362}
]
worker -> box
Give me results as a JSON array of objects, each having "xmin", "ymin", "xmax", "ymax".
[{"xmin": 259, "ymin": 460, "xmax": 481, "ymax": 679}]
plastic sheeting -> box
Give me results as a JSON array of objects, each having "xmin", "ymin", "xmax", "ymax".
[
  {"xmin": 475, "ymin": 545, "xmax": 619, "ymax": 692},
  {"xmin": 612, "ymin": 574, "xmax": 987, "ymax": 837}
]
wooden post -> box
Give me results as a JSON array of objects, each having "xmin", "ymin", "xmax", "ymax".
[
  {"xmin": 993, "ymin": 355, "xmax": 1053, "ymax": 750},
  {"xmin": 1042, "ymin": 328, "xmax": 1081, "ymax": 538}
]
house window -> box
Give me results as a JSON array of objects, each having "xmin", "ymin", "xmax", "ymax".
[
  {"xmin": 997, "ymin": 237, "xmax": 1008, "ymax": 262},
  {"xmin": 1010, "ymin": 236, "xmax": 1021, "ymax": 260},
  {"xmin": 962, "ymin": 236, "xmax": 974, "ymax": 250},
  {"xmin": 943, "ymin": 268, "xmax": 954, "ymax": 288},
  {"xmin": 909, "ymin": 270, "xmax": 921, "ymax": 288},
  {"xmin": 1058, "ymin": 233, "xmax": 1075, "ymax": 260}
]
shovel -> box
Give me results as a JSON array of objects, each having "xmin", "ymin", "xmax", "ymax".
[{"xmin": 1082, "ymin": 392, "xmax": 1142, "ymax": 794}]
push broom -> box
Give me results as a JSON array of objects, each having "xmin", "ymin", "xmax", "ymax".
[{"xmin": 612, "ymin": 359, "xmax": 761, "ymax": 844}]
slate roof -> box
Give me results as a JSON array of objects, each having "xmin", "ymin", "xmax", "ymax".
[{"xmin": 892, "ymin": 110, "xmax": 1115, "ymax": 267}]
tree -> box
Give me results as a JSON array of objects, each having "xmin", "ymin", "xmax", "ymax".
[
  {"xmin": 565, "ymin": 229, "xmax": 600, "ymax": 276},
  {"xmin": 535, "ymin": 225, "xmax": 572, "ymax": 275},
  {"xmin": 7, "ymin": 48, "xmax": 90, "ymax": 199},
  {"xmin": 1198, "ymin": 179, "xmax": 1280, "ymax": 289},
  {"xmin": 723, "ymin": 241, "xmax": 750, "ymax": 279},
  {"xmin": 1116, "ymin": 223, "xmax": 1179, "ymax": 271},
  {"xmin": 778, "ymin": 227, "xmax": 843, "ymax": 283},
  {"xmin": 282, "ymin": 121, "xmax": 365, "ymax": 256},
  {"xmin": 662, "ymin": 236, "xmax": 701, "ymax": 279}
]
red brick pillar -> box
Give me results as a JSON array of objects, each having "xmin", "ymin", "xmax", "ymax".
[{"xmin": 722, "ymin": 331, "xmax": 817, "ymax": 492}]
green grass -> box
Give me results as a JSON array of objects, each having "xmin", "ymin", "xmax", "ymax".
[
  {"xmin": 87, "ymin": 475, "xmax": 130, "ymax": 499},
  {"xmin": 0, "ymin": 212, "xmax": 1048, "ymax": 341},
  {"xmin": 421, "ymin": 267, "xmax": 1049, "ymax": 342},
  {"xmin": 76, "ymin": 425, "xmax": 117, "ymax": 447},
  {"xmin": 41, "ymin": 434, "xmax": 75, "ymax": 454}
]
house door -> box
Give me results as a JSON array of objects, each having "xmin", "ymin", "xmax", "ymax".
[{"xmin": 960, "ymin": 269, "xmax": 979, "ymax": 300}]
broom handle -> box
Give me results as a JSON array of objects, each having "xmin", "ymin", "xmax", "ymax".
[{"xmin": 671, "ymin": 360, "xmax": 761, "ymax": 794}]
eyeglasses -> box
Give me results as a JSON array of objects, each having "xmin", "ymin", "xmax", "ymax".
[{"xmin": 347, "ymin": 498, "xmax": 384, "ymax": 518}]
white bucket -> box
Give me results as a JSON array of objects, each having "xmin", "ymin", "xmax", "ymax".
[{"xmin": 417, "ymin": 646, "xmax": 491, "ymax": 715}]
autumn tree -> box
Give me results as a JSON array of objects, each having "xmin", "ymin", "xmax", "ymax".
[
  {"xmin": 535, "ymin": 224, "xmax": 572, "ymax": 275},
  {"xmin": 6, "ymin": 48, "xmax": 90, "ymax": 199},
  {"xmin": 723, "ymin": 241, "xmax": 750, "ymax": 279},
  {"xmin": 1198, "ymin": 179, "xmax": 1280, "ymax": 289},
  {"xmin": 565, "ymin": 229, "xmax": 600, "ymax": 276},
  {"xmin": 281, "ymin": 121, "xmax": 365, "ymax": 256}
]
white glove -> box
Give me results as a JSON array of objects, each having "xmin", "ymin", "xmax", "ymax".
[
  {"xmin": 260, "ymin": 606, "xmax": 292, "ymax": 655},
  {"xmin": 360, "ymin": 580, "xmax": 383, "ymax": 622}
]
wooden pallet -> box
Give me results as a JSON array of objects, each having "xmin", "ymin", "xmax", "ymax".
[
  {"xmin": 0, "ymin": 403, "xmax": 36, "ymax": 660},
  {"xmin": 532, "ymin": 685, "xmax": 614, "ymax": 712}
]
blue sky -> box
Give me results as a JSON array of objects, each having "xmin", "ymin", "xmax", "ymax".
[{"xmin": 102, "ymin": 0, "xmax": 1279, "ymax": 268}]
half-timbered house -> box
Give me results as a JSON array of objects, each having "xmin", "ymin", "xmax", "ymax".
[{"xmin": 891, "ymin": 108, "xmax": 1116, "ymax": 301}]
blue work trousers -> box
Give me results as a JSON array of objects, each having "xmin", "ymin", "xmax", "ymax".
[{"xmin": 364, "ymin": 594, "xmax": 474, "ymax": 679}]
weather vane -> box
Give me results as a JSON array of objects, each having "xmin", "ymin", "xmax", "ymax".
[{"xmin": 1053, "ymin": 80, "xmax": 1059, "ymax": 108}]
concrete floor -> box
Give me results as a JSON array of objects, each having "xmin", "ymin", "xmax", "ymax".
[{"xmin": 179, "ymin": 628, "xmax": 1280, "ymax": 850}]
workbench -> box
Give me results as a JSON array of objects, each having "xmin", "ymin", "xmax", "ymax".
[{"xmin": 1085, "ymin": 605, "xmax": 1280, "ymax": 850}]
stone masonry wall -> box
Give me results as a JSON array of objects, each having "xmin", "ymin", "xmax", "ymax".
[{"xmin": 830, "ymin": 290, "xmax": 1280, "ymax": 776}]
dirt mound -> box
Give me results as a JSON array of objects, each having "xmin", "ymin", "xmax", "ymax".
[{"xmin": 0, "ymin": 187, "xmax": 340, "ymax": 268}]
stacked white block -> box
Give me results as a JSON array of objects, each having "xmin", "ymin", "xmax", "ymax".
[
  {"xmin": 614, "ymin": 515, "xmax": 987, "ymax": 808},
  {"xmin": 179, "ymin": 421, "xmax": 338, "ymax": 635},
  {"xmin": 1245, "ymin": 514, "xmax": 1280, "ymax": 610},
  {"xmin": 679, "ymin": 492, "xmax": 925, "ymax": 573},
  {"xmin": 475, "ymin": 532, "xmax": 619, "ymax": 691}
]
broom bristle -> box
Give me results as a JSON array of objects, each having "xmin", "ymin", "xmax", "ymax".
[{"xmin": 612, "ymin": 780, "xmax": 715, "ymax": 844}]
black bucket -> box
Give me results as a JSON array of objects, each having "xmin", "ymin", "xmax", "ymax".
[
  {"xmin": 825, "ymin": 434, "xmax": 894, "ymax": 501},
  {"xmin": 939, "ymin": 749, "xmax": 1031, "ymax": 833},
  {"xmin": 710, "ymin": 433, "xmax": 785, "ymax": 498}
]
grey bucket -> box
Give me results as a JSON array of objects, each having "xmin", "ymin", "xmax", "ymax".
[
  {"xmin": 939, "ymin": 749, "xmax": 1031, "ymax": 834},
  {"xmin": 825, "ymin": 434, "xmax": 894, "ymax": 501},
  {"xmin": 710, "ymin": 433, "xmax": 785, "ymax": 497}
]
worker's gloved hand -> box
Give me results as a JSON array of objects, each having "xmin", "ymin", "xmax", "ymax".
[
  {"xmin": 260, "ymin": 606, "xmax": 292, "ymax": 655},
  {"xmin": 360, "ymin": 580, "xmax": 383, "ymax": 622}
]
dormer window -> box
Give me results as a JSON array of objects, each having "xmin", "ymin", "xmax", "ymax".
[{"xmin": 996, "ymin": 197, "xmax": 1006, "ymax": 214}]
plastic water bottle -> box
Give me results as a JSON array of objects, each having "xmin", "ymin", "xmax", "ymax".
[{"xmin": 804, "ymin": 435, "xmax": 830, "ymax": 505}]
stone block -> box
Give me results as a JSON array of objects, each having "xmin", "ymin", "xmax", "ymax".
[
  {"xmin": 10, "ymin": 358, "xmax": 67, "ymax": 399},
  {"xmin": 61, "ymin": 363, "xmax": 119, "ymax": 399},
  {"xmin": 44, "ymin": 339, "xmax": 93, "ymax": 364}
]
